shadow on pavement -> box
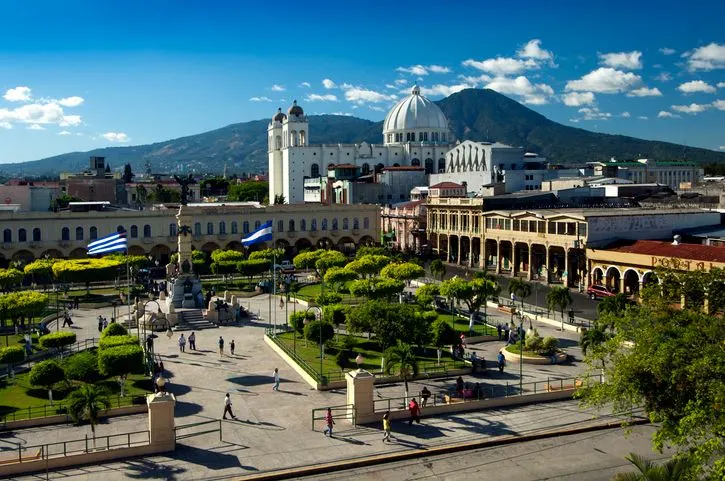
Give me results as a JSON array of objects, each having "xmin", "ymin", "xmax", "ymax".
[
  {"xmin": 331, "ymin": 435, "xmax": 369, "ymax": 446},
  {"xmin": 442, "ymin": 414, "xmax": 514, "ymax": 436},
  {"xmin": 392, "ymin": 421, "xmax": 452, "ymax": 440},
  {"xmin": 165, "ymin": 383, "xmax": 191, "ymax": 397},
  {"xmin": 175, "ymin": 401, "xmax": 203, "ymax": 417},
  {"xmin": 276, "ymin": 389, "xmax": 307, "ymax": 396},
  {"xmin": 122, "ymin": 458, "xmax": 187, "ymax": 480},
  {"xmin": 227, "ymin": 375, "xmax": 295, "ymax": 386},
  {"xmin": 169, "ymin": 444, "xmax": 257, "ymax": 472},
  {"xmin": 235, "ymin": 419, "xmax": 285, "ymax": 431}
]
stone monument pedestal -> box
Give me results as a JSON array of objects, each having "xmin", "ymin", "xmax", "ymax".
[{"xmin": 168, "ymin": 275, "xmax": 202, "ymax": 309}]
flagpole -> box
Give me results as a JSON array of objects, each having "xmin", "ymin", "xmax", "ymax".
[
  {"xmin": 127, "ymin": 247, "xmax": 134, "ymax": 339},
  {"xmin": 272, "ymin": 218, "xmax": 277, "ymax": 336}
]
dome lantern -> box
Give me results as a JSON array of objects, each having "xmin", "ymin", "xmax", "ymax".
[
  {"xmin": 273, "ymin": 107, "xmax": 287, "ymax": 123},
  {"xmin": 288, "ymin": 100, "xmax": 304, "ymax": 117}
]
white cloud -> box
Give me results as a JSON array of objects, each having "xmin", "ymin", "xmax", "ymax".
[
  {"xmin": 657, "ymin": 111, "xmax": 679, "ymax": 118},
  {"xmin": 0, "ymin": 102, "xmax": 82, "ymax": 128},
  {"xmin": 3, "ymin": 86, "xmax": 32, "ymax": 102},
  {"xmin": 324, "ymin": 112, "xmax": 353, "ymax": 117},
  {"xmin": 621, "ymin": 111, "xmax": 631, "ymax": 118},
  {"xmin": 57, "ymin": 96, "xmax": 84, "ymax": 107},
  {"xmin": 343, "ymin": 86, "xmax": 397, "ymax": 104},
  {"xmin": 671, "ymin": 103, "xmax": 710, "ymax": 114},
  {"xmin": 599, "ymin": 51, "xmax": 643, "ymax": 70},
  {"xmin": 59, "ymin": 115, "xmax": 81, "ymax": 127},
  {"xmin": 27, "ymin": 124, "xmax": 45, "ymax": 130},
  {"xmin": 659, "ymin": 47, "xmax": 676, "ymax": 55},
  {"xmin": 686, "ymin": 43, "xmax": 725, "ymax": 71},
  {"xmin": 517, "ymin": 39, "xmax": 553, "ymax": 60},
  {"xmin": 270, "ymin": 84, "xmax": 285, "ymax": 92},
  {"xmin": 102, "ymin": 132, "xmax": 130, "ymax": 142},
  {"xmin": 368, "ymin": 106, "xmax": 385, "ymax": 112},
  {"xmin": 565, "ymin": 68, "xmax": 641, "ymax": 93},
  {"xmin": 394, "ymin": 79, "xmax": 408, "ymax": 86},
  {"xmin": 299, "ymin": 82, "xmax": 311, "ymax": 88},
  {"xmin": 249, "ymin": 96, "xmax": 272, "ymax": 102},
  {"xmin": 0, "ymin": 121, "xmax": 12, "ymax": 129},
  {"xmin": 655, "ymin": 72, "xmax": 672, "ymax": 82},
  {"xmin": 58, "ymin": 130, "xmax": 71, "ymax": 135},
  {"xmin": 322, "ymin": 78, "xmax": 337, "ymax": 89},
  {"xmin": 385, "ymin": 84, "xmax": 396, "ymax": 89},
  {"xmin": 562, "ymin": 91, "xmax": 595, "ymax": 106},
  {"xmin": 305, "ymin": 93, "xmax": 338, "ymax": 102},
  {"xmin": 712, "ymin": 99, "xmax": 725, "ymax": 110},
  {"xmin": 627, "ymin": 87, "xmax": 663, "ymax": 97},
  {"xmin": 575, "ymin": 107, "xmax": 612, "ymax": 121},
  {"xmin": 462, "ymin": 57, "xmax": 538, "ymax": 76},
  {"xmin": 396, "ymin": 64, "xmax": 451, "ymax": 76},
  {"xmin": 637, "ymin": 116, "xmax": 649, "ymax": 120},
  {"xmin": 418, "ymin": 83, "xmax": 474, "ymax": 97},
  {"xmin": 720, "ymin": 146, "xmax": 725, "ymax": 150},
  {"xmin": 718, "ymin": 82, "xmax": 725, "ymax": 88},
  {"xmin": 428, "ymin": 65, "xmax": 451, "ymax": 74},
  {"xmin": 484, "ymin": 76, "xmax": 554, "ymax": 104},
  {"xmin": 677, "ymin": 80, "xmax": 716, "ymax": 94}
]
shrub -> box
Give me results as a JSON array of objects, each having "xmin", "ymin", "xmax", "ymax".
[
  {"xmin": 0, "ymin": 345, "xmax": 26, "ymax": 365},
  {"xmin": 541, "ymin": 336, "xmax": 559, "ymax": 356},
  {"xmin": 430, "ymin": 318, "xmax": 458, "ymax": 348},
  {"xmin": 98, "ymin": 344, "xmax": 145, "ymax": 377},
  {"xmin": 99, "ymin": 335, "xmax": 138, "ymax": 350},
  {"xmin": 335, "ymin": 349, "xmax": 350, "ymax": 371},
  {"xmin": 524, "ymin": 330, "xmax": 543, "ymax": 353},
  {"xmin": 101, "ymin": 322, "xmax": 128, "ymax": 338},
  {"xmin": 29, "ymin": 360, "xmax": 65, "ymax": 389},
  {"xmin": 323, "ymin": 304, "xmax": 349, "ymax": 326},
  {"xmin": 63, "ymin": 351, "xmax": 100, "ymax": 382},
  {"xmin": 303, "ymin": 320, "xmax": 335, "ymax": 345},
  {"xmin": 39, "ymin": 331, "xmax": 77, "ymax": 350},
  {"xmin": 289, "ymin": 311, "xmax": 315, "ymax": 335},
  {"xmin": 315, "ymin": 292, "xmax": 342, "ymax": 306}
]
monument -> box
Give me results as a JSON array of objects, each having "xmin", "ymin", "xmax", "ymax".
[{"xmin": 166, "ymin": 176, "xmax": 203, "ymax": 309}]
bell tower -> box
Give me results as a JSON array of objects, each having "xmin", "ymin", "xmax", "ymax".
[{"xmin": 268, "ymin": 107, "xmax": 286, "ymax": 203}]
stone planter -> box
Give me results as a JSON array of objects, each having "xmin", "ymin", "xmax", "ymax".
[{"xmin": 501, "ymin": 347, "xmax": 568, "ymax": 365}]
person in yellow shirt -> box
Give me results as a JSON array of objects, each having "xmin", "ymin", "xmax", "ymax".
[{"xmin": 382, "ymin": 411, "xmax": 391, "ymax": 443}]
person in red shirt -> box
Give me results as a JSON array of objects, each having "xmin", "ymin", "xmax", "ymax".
[
  {"xmin": 408, "ymin": 398, "xmax": 421, "ymax": 425},
  {"xmin": 323, "ymin": 408, "xmax": 335, "ymax": 437}
]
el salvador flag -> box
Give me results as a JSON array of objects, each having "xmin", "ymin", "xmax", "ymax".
[
  {"xmin": 87, "ymin": 231, "xmax": 128, "ymax": 255},
  {"xmin": 242, "ymin": 221, "xmax": 273, "ymax": 247}
]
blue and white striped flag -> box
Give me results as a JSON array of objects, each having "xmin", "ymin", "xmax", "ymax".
[
  {"xmin": 87, "ymin": 231, "xmax": 127, "ymax": 255},
  {"xmin": 241, "ymin": 221, "xmax": 273, "ymax": 247}
]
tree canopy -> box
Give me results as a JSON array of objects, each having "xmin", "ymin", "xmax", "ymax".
[
  {"xmin": 345, "ymin": 255, "xmax": 391, "ymax": 278},
  {"xmin": 415, "ymin": 283, "xmax": 440, "ymax": 308},
  {"xmin": 323, "ymin": 267, "xmax": 358, "ymax": 292},
  {"xmin": 293, "ymin": 250, "xmax": 347, "ymax": 278},
  {"xmin": 348, "ymin": 277, "xmax": 405, "ymax": 301},
  {"xmin": 346, "ymin": 301, "xmax": 430, "ymax": 350},
  {"xmin": 439, "ymin": 277, "xmax": 498, "ymax": 317},
  {"xmin": 0, "ymin": 291, "xmax": 49, "ymax": 320},
  {"xmin": 380, "ymin": 262, "xmax": 425, "ymax": 281},
  {"xmin": 52, "ymin": 258, "xmax": 123, "ymax": 284},
  {"xmin": 0, "ymin": 268, "xmax": 24, "ymax": 288},
  {"xmin": 227, "ymin": 181, "xmax": 268, "ymax": 202}
]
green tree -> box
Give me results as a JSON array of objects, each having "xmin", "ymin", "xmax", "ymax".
[
  {"xmin": 315, "ymin": 251, "xmax": 348, "ymax": 277},
  {"xmin": 236, "ymin": 259, "xmax": 269, "ymax": 280},
  {"xmin": 613, "ymin": 452, "xmax": 691, "ymax": 481},
  {"xmin": 122, "ymin": 163, "xmax": 134, "ymax": 183},
  {"xmin": 597, "ymin": 293, "xmax": 630, "ymax": 318},
  {"xmin": 98, "ymin": 335, "xmax": 138, "ymax": 350},
  {"xmin": 249, "ymin": 248, "xmax": 284, "ymax": 262},
  {"xmin": 0, "ymin": 268, "xmax": 24, "ymax": 289},
  {"xmin": 303, "ymin": 320, "xmax": 335, "ymax": 347},
  {"xmin": 289, "ymin": 311, "xmax": 315, "ymax": 335},
  {"xmin": 430, "ymin": 317, "xmax": 458, "ymax": 351},
  {"xmin": 380, "ymin": 262, "xmax": 425, "ymax": 282},
  {"xmin": 355, "ymin": 246, "xmax": 386, "ymax": 258},
  {"xmin": 101, "ymin": 322, "xmax": 128, "ymax": 338},
  {"xmin": 211, "ymin": 249, "xmax": 245, "ymax": 263},
  {"xmin": 415, "ymin": 283, "xmax": 440, "ymax": 308},
  {"xmin": 63, "ymin": 350, "xmax": 100, "ymax": 383},
  {"xmin": 579, "ymin": 322, "xmax": 611, "ymax": 371},
  {"xmin": 29, "ymin": 359, "xmax": 65, "ymax": 404},
  {"xmin": 227, "ymin": 181, "xmax": 268, "ymax": 202},
  {"xmin": 51, "ymin": 193, "xmax": 81, "ymax": 211},
  {"xmin": 579, "ymin": 302, "xmax": 724, "ymax": 480},
  {"xmin": 39, "ymin": 331, "xmax": 77, "ymax": 356},
  {"xmin": 347, "ymin": 301, "xmax": 423, "ymax": 350},
  {"xmin": 134, "ymin": 184, "xmax": 148, "ymax": 206},
  {"xmin": 0, "ymin": 291, "xmax": 49, "ymax": 333},
  {"xmin": 273, "ymin": 194, "xmax": 286, "ymax": 204},
  {"xmin": 323, "ymin": 267, "xmax": 358, "ymax": 292},
  {"xmin": 98, "ymin": 344, "xmax": 145, "ymax": 394},
  {"xmin": 384, "ymin": 342, "xmax": 419, "ymax": 401},
  {"xmin": 440, "ymin": 277, "xmax": 499, "ymax": 331},
  {"xmin": 508, "ymin": 278, "xmax": 532, "ymax": 315},
  {"xmin": 546, "ymin": 286, "xmax": 573, "ymax": 331},
  {"xmin": 315, "ymin": 292, "xmax": 342, "ymax": 306},
  {"xmin": 429, "ymin": 259, "xmax": 446, "ymax": 280},
  {"xmin": 24, "ymin": 259, "xmax": 56, "ymax": 287},
  {"xmin": 52, "ymin": 258, "xmax": 124, "ymax": 292},
  {"xmin": 348, "ymin": 278, "xmax": 405, "ymax": 301},
  {"xmin": 0, "ymin": 345, "xmax": 25, "ymax": 379},
  {"xmin": 67, "ymin": 384, "xmax": 111, "ymax": 448},
  {"xmin": 345, "ymin": 254, "xmax": 392, "ymax": 279},
  {"xmin": 200, "ymin": 176, "xmax": 229, "ymax": 197}
]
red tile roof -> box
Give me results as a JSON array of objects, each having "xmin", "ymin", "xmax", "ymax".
[
  {"xmin": 430, "ymin": 182, "xmax": 463, "ymax": 189},
  {"xmin": 607, "ymin": 240, "xmax": 725, "ymax": 263}
]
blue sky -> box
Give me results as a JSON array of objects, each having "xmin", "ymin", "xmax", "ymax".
[{"xmin": 1, "ymin": 0, "xmax": 724, "ymax": 164}]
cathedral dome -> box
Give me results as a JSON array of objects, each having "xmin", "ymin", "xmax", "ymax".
[
  {"xmin": 383, "ymin": 85, "xmax": 449, "ymax": 141},
  {"xmin": 288, "ymin": 100, "xmax": 304, "ymax": 117},
  {"xmin": 273, "ymin": 107, "xmax": 287, "ymax": 122}
]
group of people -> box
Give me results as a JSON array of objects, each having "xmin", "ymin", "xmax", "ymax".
[{"xmin": 97, "ymin": 314, "xmax": 112, "ymax": 332}]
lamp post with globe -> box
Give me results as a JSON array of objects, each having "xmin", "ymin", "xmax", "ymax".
[{"xmin": 305, "ymin": 305, "xmax": 323, "ymax": 382}]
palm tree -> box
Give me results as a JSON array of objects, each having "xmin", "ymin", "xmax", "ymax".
[
  {"xmin": 546, "ymin": 286, "xmax": 573, "ymax": 331},
  {"xmin": 384, "ymin": 342, "xmax": 419, "ymax": 403},
  {"xmin": 67, "ymin": 384, "xmax": 111, "ymax": 449},
  {"xmin": 613, "ymin": 452, "xmax": 691, "ymax": 481},
  {"xmin": 580, "ymin": 322, "xmax": 611, "ymax": 372},
  {"xmin": 430, "ymin": 259, "xmax": 446, "ymax": 281},
  {"xmin": 509, "ymin": 278, "xmax": 532, "ymax": 326}
]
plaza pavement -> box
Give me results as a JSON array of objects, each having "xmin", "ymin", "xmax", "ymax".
[{"xmin": 1, "ymin": 290, "xmax": 624, "ymax": 480}]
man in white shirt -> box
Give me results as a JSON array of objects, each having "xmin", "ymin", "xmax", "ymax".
[
  {"xmin": 273, "ymin": 368, "xmax": 280, "ymax": 391},
  {"xmin": 222, "ymin": 393, "xmax": 236, "ymax": 420}
]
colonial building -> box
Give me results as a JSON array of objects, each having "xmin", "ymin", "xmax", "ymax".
[
  {"xmin": 0, "ymin": 203, "xmax": 379, "ymax": 267},
  {"xmin": 381, "ymin": 200, "xmax": 427, "ymax": 253},
  {"xmin": 591, "ymin": 158, "xmax": 704, "ymax": 190}
]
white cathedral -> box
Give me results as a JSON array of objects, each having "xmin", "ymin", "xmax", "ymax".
[{"xmin": 268, "ymin": 85, "xmax": 455, "ymax": 204}]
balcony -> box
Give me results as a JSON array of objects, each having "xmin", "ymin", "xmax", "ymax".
[
  {"xmin": 143, "ymin": 237, "xmax": 153, "ymax": 245},
  {"xmin": 1, "ymin": 242, "xmax": 12, "ymax": 250}
]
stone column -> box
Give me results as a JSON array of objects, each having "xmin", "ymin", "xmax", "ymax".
[
  {"xmin": 527, "ymin": 244, "xmax": 533, "ymax": 281},
  {"xmin": 479, "ymin": 237, "xmax": 485, "ymax": 269},
  {"xmin": 564, "ymin": 248, "xmax": 570, "ymax": 288},
  {"xmin": 457, "ymin": 236, "xmax": 461, "ymax": 265},
  {"xmin": 619, "ymin": 276, "xmax": 626, "ymax": 294},
  {"xmin": 446, "ymin": 236, "xmax": 451, "ymax": 263},
  {"xmin": 175, "ymin": 206, "xmax": 193, "ymax": 273},
  {"xmin": 545, "ymin": 245, "xmax": 551, "ymax": 284},
  {"xmin": 346, "ymin": 369, "xmax": 375, "ymax": 425},
  {"xmin": 469, "ymin": 238, "xmax": 474, "ymax": 268},
  {"xmin": 703, "ymin": 288, "xmax": 710, "ymax": 314},
  {"xmin": 510, "ymin": 243, "xmax": 517, "ymax": 278},
  {"xmin": 147, "ymin": 392, "xmax": 176, "ymax": 451},
  {"xmin": 495, "ymin": 241, "xmax": 501, "ymax": 274}
]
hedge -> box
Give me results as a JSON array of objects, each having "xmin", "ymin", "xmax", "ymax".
[
  {"xmin": 99, "ymin": 335, "xmax": 139, "ymax": 350},
  {"xmin": 101, "ymin": 322, "xmax": 128, "ymax": 338},
  {"xmin": 98, "ymin": 344, "xmax": 144, "ymax": 377},
  {"xmin": 39, "ymin": 331, "xmax": 77, "ymax": 350},
  {"xmin": 29, "ymin": 360, "xmax": 66, "ymax": 388},
  {"xmin": 0, "ymin": 345, "xmax": 26, "ymax": 365}
]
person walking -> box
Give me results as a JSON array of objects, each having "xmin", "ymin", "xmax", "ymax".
[
  {"xmin": 97, "ymin": 315, "xmax": 104, "ymax": 333},
  {"xmin": 272, "ymin": 368, "xmax": 280, "ymax": 391},
  {"xmin": 102, "ymin": 317, "xmax": 108, "ymax": 331},
  {"xmin": 497, "ymin": 350, "xmax": 506, "ymax": 373},
  {"xmin": 188, "ymin": 331, "xmax": 196, "ymax": 351},
  {"xmin": 230, "ymin": 339, "xmax": 235, "ymax": 356},
  {"xmin": 222, "ymin": 393, "xmax": 237, "ymax": 420},
  {"xmin": 420, "ymin": 386, "xmax": 431, "ymax": 407},
  {"xmin": 322, "ymin": 408, "xmax": 334, "ymax": 437},
  {"xmin": 496, "ymin": 323, "xmax": 502, "ymax": 340},
  {"xmin": 408, "ymin": 398, "xmax": 421, "ymax": 425},
  {"xmin": 178, "ymin": 333, "xmax": 186, "ymax": 353},
  {"xmin": 218, "ymin": 336, "xmax": 224, "ymax": 357},
  {"xmin": 279, "ymin": 298, "xmax": 284, "ymax": 310},
  {"xmin": 382, "ymin": 411, "xmax": 392, "ymax": 443}
]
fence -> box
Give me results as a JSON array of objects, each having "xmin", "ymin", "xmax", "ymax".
[
  {"xmin": 266, "ymin": 328, "xmax": 325, "ymax": 385},
  {"xmin": 0, "ymin": 430, "xmax": 150, "ymax": 463},
  {"xmin": 372, "ymin": 374, "xmax": 602, "ymax": 413},
  {"xmin": 310, "ymin": 404, "xmax": 355, "ymax": 431},
  {"xmin": 175, "ymin": 419, "xmax": 222, "ymax": 442},
  {"xmin": 0, "ymin": 394, "xmax": 146, "ymax": 424}
]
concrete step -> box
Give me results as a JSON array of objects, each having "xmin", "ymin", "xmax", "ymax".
[{"xmin": 173, "ymin": 309, "xmax": 217, "ymax": 331}]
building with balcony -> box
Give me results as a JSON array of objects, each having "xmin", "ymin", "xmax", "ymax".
[{"xmin": 591, "ymin": 159, "xmax": 704, "ymax": 190}]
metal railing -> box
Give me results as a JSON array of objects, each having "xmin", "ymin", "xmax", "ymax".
[
  {"xmin": 0, "ymin": 394, "xmax": 147, "ymax": 424},
  {"xmin": 1, "ymin": 338, "xmax": 100, "ymax": 371},
  {"xmin": 311, "ymin": 404, "xmax": 355, "ymax": 431},
  {"xmin": 175, "ymin": 419, "xmax": 222, "ymax": 441},
  {"xmin": 372, "ymin": 373, "xmax": 602, "ymax": 413},
  {"xmin": 266, "ymin": 328, "xmax": 325, "ymax": 385},
  {"xmin": 0, "ymin": 430, "xmax": 150, "ymax": 463}
]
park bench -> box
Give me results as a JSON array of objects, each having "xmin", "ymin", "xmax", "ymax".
[
  {"xmin": 0, "ymin": 448, "xmax": 43, "ymax": 465},
  {"xmin": 544, "ymin": 379, "xmax": 583, "ymax": 392},
  {"xmin": 497, "ymin": 305, "xmax": 516, "ymax": 315}
]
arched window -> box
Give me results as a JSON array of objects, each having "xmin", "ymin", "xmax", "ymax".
[
  {"xmin": 289, "ymin": 219, "xmax": 295, "ymax": 232},
  {"xmin": 243, "ymin": 221, "xmax": 250, "ymax": 234},
  {"xmin": 353, "ymin": 218, "xmax": 359, "ymax": 230},
  {"xmin": 438, "ymin": 158, "xmax": 446, "ymax": 173},
  {"xmin": 311, "ymin": 219, "xmax": 317, "ymax": 231},
  {"xmin": 332, "ymin": 218, "xmax": 338, "ymax": 231},
  {"xmin": 18, "ymin": 228, "xmax": 27, "ymax": 242},
  {"xmin": 424, "ymin": 158, "xmax": 434, "ymax": 174},
  {"xmin": 61, "ymin": 227, "xmax": 69, "ymax": 241},
  {"xmin": 143, "ymin": 224, "xmax": 151, "ymax": 238},
  {"xmin": 411, "ymin": 158, "xmax": 420, "ymax": 167},
  {"xmin": 169, "ymin": 223, "xmax": 177, "ymax": 237},
  {"xmin": 275, "ymin": 136, "xmax": 281, "ymax": 149},
  {"xmin": 300, "ymin": 219, "xmax": 306, "ymax": 231},
  {"xmin": 75, "ymin": 227, "xmax": 84, "ymax": 241},
  {"xmin": 231, "ymin": 221, "xmax": 238, "ymax": 234},
  {"xmin": 254, "ymin": 220, "xmax": 261, "ymax": 230},
  {"xmin": 117, "ymin": 225, "xmax": 125, "ymax": 233},
  {"xmin": 130, "ymin": 225, "xmax": 138, "ymax": 238},
  {"xmin": 3, "ymin": 228, "xmax": 12, "ymax": 243},
  {"xmin": 321, "ymin": 218, "xmax": 328, "ymax": 231},
  {"xmin": 194, "ymin": 222, "xmax": 201, "ymax": 236},
  {"xmin": 363, "ymin": 217, "xmax": 370, "ymax": 229},
  {"xmin": 277, "ymin": 220, "xmax": 284, "ymax": 232},
  {"xmin": 362, "ymin": 163, "xmax": 370, "ymax": 175},
  {"xmin": 343, "ymin": 218, "xmax": 349, "ymax": 230},
  {"xmin": 207, "ymin": 222, "xmax": 213, "ymax": 235},
  {"xmin": 90, "ymin": 226, "xmax": 98, "ymax": 240},
  {"xmin": 219, "ymin": 221, "xmax": 226, "ymax": 234},
  {"xmin": 299, "ymin": 130, "xmax": 306, "ymax": 146},
  {"xmin": 32, "ymin": 228, "xmax": 41, "ymax": 242},
  {"xmin": 310, "ymin": 163, "xmax": 320, "ymax": 178}
]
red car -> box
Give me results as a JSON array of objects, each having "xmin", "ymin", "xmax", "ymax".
[{"xmin": 587, "ymin": 284, "xmax": 616, "ymax": 300}]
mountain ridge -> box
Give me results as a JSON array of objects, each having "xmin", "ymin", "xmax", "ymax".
[{"xmin": 2, "ymin": 88, "xmax": 723, "ymax": 176}]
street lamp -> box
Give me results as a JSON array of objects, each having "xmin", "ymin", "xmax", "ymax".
[
  {"xmin": 306, "ymin": 305, "xmax": 323, "ymax": 383},
  {"xmin": 519, "ymin": 312, "xmax": 524, "ymax": 394}
]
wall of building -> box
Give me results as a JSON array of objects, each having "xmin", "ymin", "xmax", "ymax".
[{"xmin": 585, "ymin": 211, "xmax": 720, "ymax": 245}]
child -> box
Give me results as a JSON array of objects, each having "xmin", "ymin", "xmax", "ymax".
[
  {"xmin": 230, "ymin": 339, "xmax": 235, "ymax": 356},
  {"xmin": 322, "ymin": 408, "xmax": 334, "ymax": 437},
  {"xmin": 382, "ymin": 411, "xmax": 391, "ymax": 442}
]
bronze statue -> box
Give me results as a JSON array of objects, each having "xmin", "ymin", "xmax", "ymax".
[{"xmin": 174, "ymin": 174, "xmax": 195, "ymax": 206}]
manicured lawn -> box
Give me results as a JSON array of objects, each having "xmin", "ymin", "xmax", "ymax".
[
  {"xmin": 437, "ymin": 312, "xmax": 498, "ymax": 337},
  {"xmin": 294, "ymin": 283, "xmax": 361, "ymax": 304},
  {"xmin": 1, "ymin": 332, "xmax": 41, "ymax": 350},
  {"xmin": 273, "ymin": 330, "xmax": 463, "ymax": 383},
  {"xmin": 504, "ymin": 343, "xmax": 550, "ymax": 358}
]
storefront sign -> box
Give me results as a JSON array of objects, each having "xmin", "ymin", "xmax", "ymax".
[{"xmin": 651, "ymin": 256, "xmax": 713, "ymax": 271}]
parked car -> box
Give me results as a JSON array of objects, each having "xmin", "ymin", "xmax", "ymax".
[
  {"xmin": 586, "ymin": 284, "xmax": 616, "ymax": 300},
  {"xmin": 274, "ymin": 260, "xmax": 296, "ymax": 274}
]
